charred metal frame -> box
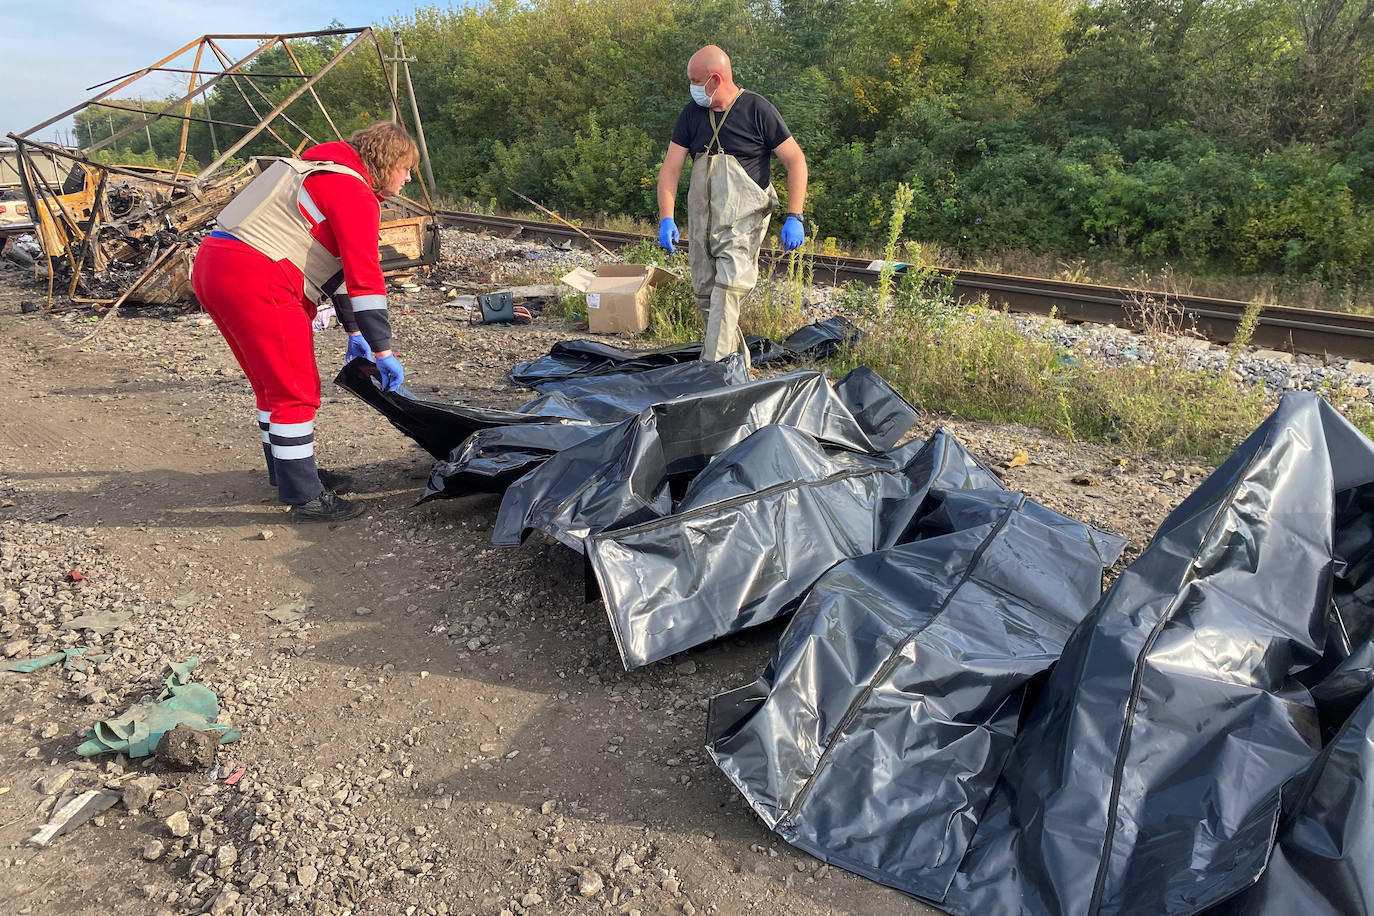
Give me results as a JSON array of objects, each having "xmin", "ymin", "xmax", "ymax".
[{"xmin": 6, "ymin": 27, "xmax": 438, "ymax": 310}]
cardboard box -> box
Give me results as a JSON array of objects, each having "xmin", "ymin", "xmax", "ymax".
[{"xmin": 561, "ymin": 264, "xmax": 677, "ymax": 334}]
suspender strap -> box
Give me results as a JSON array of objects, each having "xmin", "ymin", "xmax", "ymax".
[{"xmin": 707, "ymin": 90, "xmax": 747, "ymax": 155}]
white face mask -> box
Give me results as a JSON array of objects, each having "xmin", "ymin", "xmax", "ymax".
[{"xmin": 690, "ymin": 78, "xmax": 715, "ymax": 107}]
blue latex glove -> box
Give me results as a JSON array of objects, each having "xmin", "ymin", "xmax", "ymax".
[
  {"xmin": 376, "ymin": 354, "xmax": 405, "ymax": 392},
  {"xmin": 658, "ymin": 217, "xmax": 680, "ymax": 253},
  {"xmin": 781, "ymin": 216, "xmax": 805, "ymax": 252},
  {"xmin": 345, "ymin": 333, "xmax": 373, "ymax": 363}
]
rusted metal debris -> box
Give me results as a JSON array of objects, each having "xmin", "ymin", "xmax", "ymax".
[{"xmin": 6, "ymin": 27, "xmax": 439, "ymax": 311}]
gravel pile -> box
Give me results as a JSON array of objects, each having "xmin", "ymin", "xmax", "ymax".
[
  {"xmin": 1025, "ymin": 318, "xmax": 1373, "ymax": 396},
  {"xmin": 435, "ymin": 231, "xmax": 599, "ymax": 291}
]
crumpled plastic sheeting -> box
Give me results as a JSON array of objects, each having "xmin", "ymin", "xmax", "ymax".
[
  {"xmin": 510, "ymin": 337, "xmax": 782, "ymax": 389},
  {"xmin": 588, "ymin": 427, "xmax": 1065, "ymax": 668},
  {"xmin": 426, "ymin": 422, "xmax": 613, "ymax": 498},
  {"xmin": 507, "ymin": 317, "xmax": 862, "ymax": 390},
  {"xmin": 516, "ymin": 357, "xmax": 749, "ymax": 423},
  {"xmin": 338, "ymin": 354, "xmax": 745, "ymax": 474},
  {"xmin": 0, "ymin": 647, "xmax": 108, "ymax": 674},
  {"xmin": 335, "ymin": 358, "xmax": 578, "ymax": 460},
  {"xmin": 493, "ymin": 367, "xmax": 918, "ymax": 550},
  {"xmin": 705, "ymin": 487, "xmax": 1126, "ymax": 899},
  {"xmin": 929, "ymin": 392, "xmax": 1374, "ymax": 916},
  {"xmin": 1209, "ymin": 644, "xmax": 1374, "ymax": 916},
  {"xmin": 776, "ymin": 315, "xmax": 862, "ymax": 362},
  {"xmin": 418, "ymin": 357, "xmax": 751, "ymax": 500}
]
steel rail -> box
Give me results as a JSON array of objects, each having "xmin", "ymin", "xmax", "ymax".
[{"xmin": 438, "ymin": 211, "xmax": 1374, "ymax": 360}]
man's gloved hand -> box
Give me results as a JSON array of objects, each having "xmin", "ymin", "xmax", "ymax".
[
  {"xmin": 375, "ymin": 353, "xmax": 405, "ymax": 392},
  {"xmin": 658, "ymin": 217, "xmax": 680, "ymax": 254},
  {"xmin": 345, "ymin": 332, "xmax": 373, "ymax": 363},
  {"xmin": 781, "ymin": 216, "xmax": 806, "ymax": 252}
]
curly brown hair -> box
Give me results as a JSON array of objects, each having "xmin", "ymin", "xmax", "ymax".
[{"xmin": 349, "ymin": 122, "xmax": 420, "ymax": 194}]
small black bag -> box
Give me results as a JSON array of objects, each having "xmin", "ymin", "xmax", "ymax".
[{"xmin": 478, "ymin": 291, "xmax": 515, "ymax": 324}]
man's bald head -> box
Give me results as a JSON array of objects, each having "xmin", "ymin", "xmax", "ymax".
[
  {"xmin": 687, "ymin": 45, "xmax": 739, "ymax": 111},
  {"xmin": 688, "ymin": 45, "xmax": 732, "ymax": 84}
]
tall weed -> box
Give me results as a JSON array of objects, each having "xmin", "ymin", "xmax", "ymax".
[
  {"xmin": 877, "ymin": 183, "xmax": 915, "ymax": 310},
  {"xmin": 1225, "ymin": 297, "xmax": 1266, "ymax": 375}
]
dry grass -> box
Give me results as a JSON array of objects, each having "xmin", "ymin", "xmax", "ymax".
[
  {"xmin": 896, "ymin": 243, "xmax": 1374, "ymax": 316},
  {"xmin": 1347, "ymin": 401, "xmax": 1374, "ymax": 440},
  {"xmin": 640, "ymin": 253, "xmax": 1362, "ymax": 462},
  {"xmin": 823, "ymin": 271, "xmax": 1274, "ymax": 461}
]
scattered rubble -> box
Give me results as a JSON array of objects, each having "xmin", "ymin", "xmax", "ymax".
[
  {"xmin": 155, "ymin": 723, "xmax": 220, "ymax": 770},
  {"xmin": 7, "ymin": 28, "xmax": 437, "ymax": 312}
]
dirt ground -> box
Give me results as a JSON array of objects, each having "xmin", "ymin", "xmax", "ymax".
[{"xmin": 0, "ymin": 238, "xmax": 1202, "ymax": 916}]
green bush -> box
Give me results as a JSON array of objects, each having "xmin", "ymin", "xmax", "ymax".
[{"xmin": 83, "ymin": 0, "xmax": 1371, "ymax": 295}]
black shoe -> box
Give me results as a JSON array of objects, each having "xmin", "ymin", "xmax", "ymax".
[
  {"xmin": 290, "ymin": 490, "xmax": 366, "ymax": 523},
  {"xmin": 318, "ymin": 469, "xmax": 354, "ymax": 494}
]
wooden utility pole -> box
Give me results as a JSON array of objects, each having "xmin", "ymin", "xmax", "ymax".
[
  {"xmin": 204, "ymin": 98, "xmax": 220, "ymax": 158},
  {"xmin": 390, "ymin": 33, "xmax": 401, "ymax": 125},
  {"xmin": 382, "ymin": 33, "xmax": 437, "ymax": 199},
  {"xmin": 136, "ymin": 100, "xmax": 155, "ymax": 154},
  {"xmin": 398, "ymin": 38, "xmax": 437, "ymax": 199}
]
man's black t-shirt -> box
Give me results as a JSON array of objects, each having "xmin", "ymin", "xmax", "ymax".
[{"xmin": 670, "ymin": 90, "xmax": 792, "ymax": 189}]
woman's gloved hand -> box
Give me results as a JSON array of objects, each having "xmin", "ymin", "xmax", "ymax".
[
  {"xmin": 658, "ymin": 217, "xmax": 680, "ymax": 254},
  {"xmin": 345, "ymin": 332, "xmax": 373, "ymax": 363},
  {"xmin": 375, "ymin": 352, "xmax": 405, "ymax": 392},
  {"xmin": 781, "ymin": 216, "xmax": 806, "ymax": 252}
]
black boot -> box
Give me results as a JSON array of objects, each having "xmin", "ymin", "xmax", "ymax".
[
  {"xmin": 318, "ymin": 469, "xmax": 354, "ymax": 494},
  {"xmin": 290, "ymin": 491, "xmax": 366, "ymax": 523}
]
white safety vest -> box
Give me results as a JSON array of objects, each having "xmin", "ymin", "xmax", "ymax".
[{"xmin": 215, "ymin": 158, "xmax": 369, "ymax": 303}]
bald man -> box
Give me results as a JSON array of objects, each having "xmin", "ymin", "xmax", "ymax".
[{"xmin": 656, "ymin": 45, "xmax": 808, "ymax": 362}]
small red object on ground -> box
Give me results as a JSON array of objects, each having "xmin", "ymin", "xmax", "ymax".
[
  {"xmin": 67, "ymin": 570, "xmax": 86, "ymax": 582},
  {"xmin": 224, "ymin": 767, "xmax": 246, "ymax": 786}
]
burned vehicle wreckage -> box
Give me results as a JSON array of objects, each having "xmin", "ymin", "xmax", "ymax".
[
  {"xmin": 5, "ymin": 27, "xmax": 438, "ymax": 311},
  {"xmin": 340, "ymin": 331, "xmax": 1374, "ymax": 916}
]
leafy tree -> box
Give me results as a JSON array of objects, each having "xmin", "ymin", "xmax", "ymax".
[{"xmin": 56, "ymin": 0, "xmax": 1374, "ymax": 289}]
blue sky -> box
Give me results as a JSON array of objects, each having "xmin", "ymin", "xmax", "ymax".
[{"xmin": 2, "ymin": 2, "xmax": 425, "ymax": 142}]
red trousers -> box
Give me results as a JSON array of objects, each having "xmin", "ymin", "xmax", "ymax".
[{"xmin": 191, "ymin": 236, "xmax": 320, "ymax": 425}]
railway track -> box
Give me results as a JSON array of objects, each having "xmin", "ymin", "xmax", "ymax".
[{"xmin": 439, "ymin": 210, "xmax": 1374, "ymax": 361}]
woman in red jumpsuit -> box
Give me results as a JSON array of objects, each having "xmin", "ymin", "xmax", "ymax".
[{"xmin": 192, "ymin": 122, "xmax": 418, "ymax": 522}]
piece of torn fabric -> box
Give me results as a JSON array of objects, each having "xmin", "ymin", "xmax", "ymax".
[
  {"xmin": 77, "ymin": 684, "xmax": 239, "ymax": 758},
  {"xmin": 705, "ymin": 486, "xmax": 1125, "ymax": 898},
  {"xmin": 924, "ymin": 392, "xmax": 1374, "ymax": 916},
  {"xmin": 493, "ymin": 367, "xmax": 918, "ymax": 550},
  {"xmin": 1, "ymin": 647, "xmax": 99, "ymax": 674},
  {"xmin": 77, "ymin": 658, "xmax": 240, "ymax": 758},
  {"xmin": 509, "ymin": 337, "xmax": 783, "ymax": 389},
  {"xmin": 589, "ymin": 428, "xmax": 1074, "ymax": 668}
]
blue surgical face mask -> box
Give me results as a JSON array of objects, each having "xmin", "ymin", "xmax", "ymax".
[{"xmin": 690, "ymin": 78, "xmax": 715, "ymax": 107}]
